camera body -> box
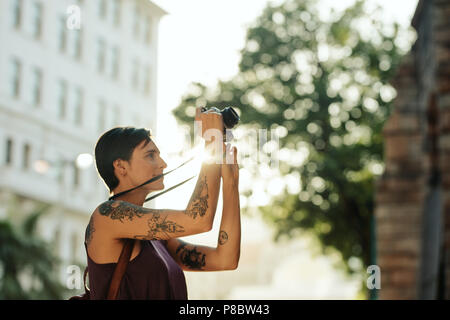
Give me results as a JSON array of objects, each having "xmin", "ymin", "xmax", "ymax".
[{"xmin": 200, "ymin": 106, "xmax": 240, "ymax": 129}]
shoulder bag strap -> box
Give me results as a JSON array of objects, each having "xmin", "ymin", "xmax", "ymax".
[{"xmin": 106, "ymin": 239, "xmax": 136, "ymax": 300}]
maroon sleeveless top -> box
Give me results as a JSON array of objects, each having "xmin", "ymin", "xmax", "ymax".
[{"xmin": 85, "ymin": 240, "xmax": 188, "ymax": 300}]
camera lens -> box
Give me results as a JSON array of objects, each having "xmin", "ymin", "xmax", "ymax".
[{"xmin": 221, "ymin": 107, "xmax": 240, "ymax": 129}]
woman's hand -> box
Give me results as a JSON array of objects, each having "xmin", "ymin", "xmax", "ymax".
[
  {"xmin": 221, "ymin": 143, "xmax": 239, "ymax": 186},
  {"xmin": 195, "ymin": 107, "xmax": 224, "ymax": 142}
]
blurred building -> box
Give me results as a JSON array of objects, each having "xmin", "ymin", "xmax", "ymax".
[
  {"xmin": 375, "ymin": 0, "xmax": 450, "ymax": 299},
  {"xmin": 0, "ymin": 0, "xmax": 166, "ymax": 286}
]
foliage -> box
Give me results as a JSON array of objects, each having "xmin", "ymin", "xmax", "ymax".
[
  {"xmin": 0, "ymin": 198, "xmax": 66, "ymax": 299},
  {"xmin": 172, "ymin": 0, "xmax": 414, "ymax": 289}
]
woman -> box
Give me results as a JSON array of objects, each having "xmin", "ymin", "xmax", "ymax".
[{"xmin": 84, "ymin": 107, "xmax": 241, "ymax": 299}]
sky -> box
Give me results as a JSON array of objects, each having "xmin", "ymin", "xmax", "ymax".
[
  {"xmin": 153, "ymin": 0, "xmax": 419, "ymax": 123},
  {"xmin": 152, "ymin": 0, "xmax": 418, "ymax": 157}
]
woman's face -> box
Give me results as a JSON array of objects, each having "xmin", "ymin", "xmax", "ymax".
[{"xmin": 125, "ymin": 139, "xmax": 167, "ymax": 192}]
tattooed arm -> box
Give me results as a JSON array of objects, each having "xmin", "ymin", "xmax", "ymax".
[
  {"xmin": 165, "ymin": 180, "xmax": 241, "ymax": 271},
  {"xmin": 185, "ymin": 158, "xmax": 222, "ymax": 230},
  {"xmin": 90, "ymin": 200, "xmax": 211, "ymax": 241},
  {"xmin": 166, "ymin": 145, "xmax": 241, "ymax": 271},
  {"xmin": 214, "ymin": 178, "xmax": 241, "ymax": 268},
  {"xmin": 87, "ymin": 146, "xmax": 222, "ymax": 246},
  {"xmin": 89, "ymin": 143, "xmax": 222, "ymax": 242},
  {"xmin": 185, "ymin": 106, "xmax": 223, "ymax": 229},
  {"xmin": 185, "ymin": 106, "xmax": 225, "ymax": 229}
]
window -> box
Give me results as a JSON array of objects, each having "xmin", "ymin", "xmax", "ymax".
[
  {"xmin": 11, "ymin": 0, "xmax": 23, "ymax": 29},
  {"xmin": 73, "ymin": 162, "xmax": 80, "ymax": 188},
  {"xmin": 143, "ymin": 65, "xmax": 151, "ymax": 95},
  {"xmin": 131, "ymin": 58, "xmax": 139, "ymax": 90},
  {"xmin": 98, "ymin": 100, "xmax": 106, "ymax": 132},
  {"xmin": 98, "ymin": 0, "xmax": 107, "ymax": 20},
  {"xmin": 144, "ymin": 17, "xmax": 152, "ymax": 44},
  {"xmin": 133, "ymin": 6, "xmax": 140, "ymax": 38},
  {"xmin": 58, "ymin": 16, "xmax": 67, "ymax": 52},
  {"xmin": 71, "ymin": 232, "xmax": 79, "ymax": 261},
  {"xmin": 139, "ymin": 17, "xmax": 146, "ymax": 43},
  {"xmin": 57, "ymin": 160, "xmax": 64, "ymax": 184},
  {"xmin": 110, "ymin": 46, "xmax": 120, "ymax": 79},
  {"xmin": 73, "ymin": 87, "xmax": 83, "ymax": 126},
  {"xmin": 31, "ymin": 67, "xmax": 42, "ymax": 106},
  {"xmin": 22, "ymin": 143, "xmax": 30, "ymax": 170},
  {"xmin": 5, "ymin": 138, "xmax": 13, "ymax": 165},
  {"xmin": 71, "ymin": 29, "xmax": 82, "ymax": 59},
  {"xmin": 61, "ymin": 15, "xmax": 82, "ymax": 60},
  {"xmin": 111, "ymin": 0, "xmax": 121, "ymax": 26},
  {"xmin": 97, "ymin": 38, "xmax": 106, "ymax": 73},
  {"xmin": 57, "ymin": 80, "xmax": 68, "ymax": 119},
  {"xmin": 30, "ymin": 1, "xmax": 43, "ymax": 39},
  {"xmin": 9, "ymin": 58, "xmax": 21, "ymax": 98}
]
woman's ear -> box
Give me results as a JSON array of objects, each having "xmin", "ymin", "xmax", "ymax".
[{"xmin": 113, "ymin": 159, "xmax": 127, "ymax": 177}]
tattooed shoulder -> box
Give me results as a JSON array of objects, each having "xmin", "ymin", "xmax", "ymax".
[
  {"xmin": 85, "ymin": 215, "xmax": 95, "ymax": 245},
  {"xmin": 98, "ymin": 200, "xmax": 147, "ymax": 223}
]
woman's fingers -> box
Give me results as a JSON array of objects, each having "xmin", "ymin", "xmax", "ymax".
[{"xmin": 223, "ymin": 144, "xmax": 238, "ymax": 165}]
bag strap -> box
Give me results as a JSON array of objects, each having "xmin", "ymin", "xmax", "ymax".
[
  {"xmin": 106, "ymin": 239, "xmax": 136, "ymax": 300},
  {"xmin": 83, "ymin": 267, "xmax": 89, "ymax": 292}
]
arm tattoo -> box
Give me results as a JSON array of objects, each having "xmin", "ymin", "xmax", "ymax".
[
  {"xmin": 85, "ymin": 215, "xmax": 95, "ymax": 245},
  {"xmin": 99, "ymin": 200, "xmax": 184, "ymax": 240},
  {"xmin": 218, "ymin": 230, "xmax": 228, "ymax": 245},
  {"xmin": 175, "ymin": 241, "xmax": 206, "ymax": 270},
  {"xmin": 186, "ymin": 174, "xmax": 209, "ymax": 219},
  {"xmin": 134, "ymin": 213, "xmax": 185, "ymax": 240},
  {"xmin": 98, "ymin": 200, "xmax": 147, "ymax": 222}
]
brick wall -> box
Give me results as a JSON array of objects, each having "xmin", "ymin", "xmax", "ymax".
[
  {"xmin": 434, "ymin": 0, "xmax": 450, "ymax": 300},
  {"xmin": 375, "ymin": 0, "xmax": 450, "ymax": 299}
]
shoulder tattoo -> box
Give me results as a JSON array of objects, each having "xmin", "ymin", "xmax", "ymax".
[
  {"xmin": 85, "ymin": 215, "xmax": 95, "ymax": 245},
  {"xmin": 98, "ymin": 200, "xmax": 147, "ymax": 222}
]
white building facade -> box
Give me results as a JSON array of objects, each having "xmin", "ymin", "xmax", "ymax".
[{"xmin": 0, "ymin": 0, "xmax": 166, "ymax": 287}]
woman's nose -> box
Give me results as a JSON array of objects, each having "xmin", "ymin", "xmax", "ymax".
[{"xmin": 161, "ymin": 158, "xmax": 168, "ymax": 169}]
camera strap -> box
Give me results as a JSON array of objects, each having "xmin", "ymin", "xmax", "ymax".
[
  {"xmin": 107, "ymin": 104, "xmax": 239, "ymax": 203},
  {"xmin": 108, "ymin": 155, "xmax": 197, "ymax": 202}
]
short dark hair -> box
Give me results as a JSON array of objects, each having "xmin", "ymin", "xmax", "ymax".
[{"xmin": 94, "ymin": 127, "xmax": 152, "ymax": 192}]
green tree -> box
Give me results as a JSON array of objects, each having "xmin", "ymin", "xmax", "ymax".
[
  {"xmin": 172, "ymin": 0, "xmax": 415, "ymax": 294},
  {"xmin": 0, "ymin": 197, "xmax": 66, "ymax": 299}
]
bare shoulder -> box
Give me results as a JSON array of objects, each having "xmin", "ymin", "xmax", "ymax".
[
  {"xmin": 85, "ymin": 202, "xmax": 142, "ymax": 264},
  {"xmin": 85, "ymin": 202, "xmax": 123, "ymax": 251},
  {"xmin": 84, "ymin": 201, "xmax": 118, "ymax": 245}
]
